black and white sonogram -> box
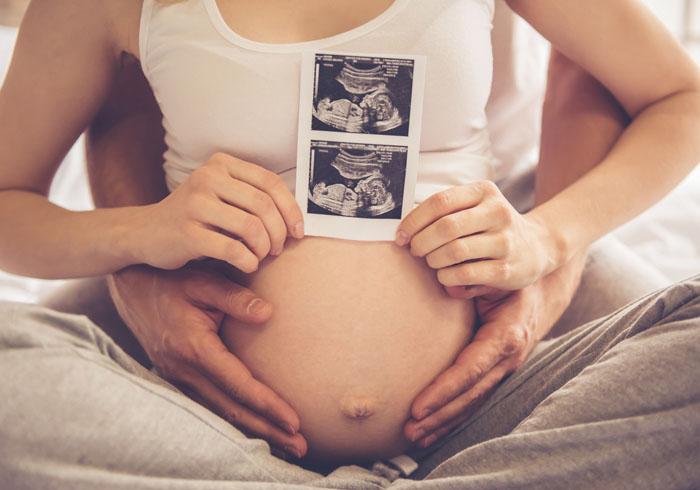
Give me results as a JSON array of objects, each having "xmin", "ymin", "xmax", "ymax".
[
  {"xmin": 311, "ymin": 54, "xmax": 414, "ymax": 136},
  {"xmin": 308, "ymin": 141, "xmax": 407, "ymax": 219}
]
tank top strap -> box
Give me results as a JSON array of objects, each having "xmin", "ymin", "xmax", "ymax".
[{"xmin": 139, "ymin": 0, "xmax": 213, "ymax": 76}]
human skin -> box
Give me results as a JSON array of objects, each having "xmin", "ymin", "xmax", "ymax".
[
  {"xmin": 87, "ymin": 31, "xmax": 636, "ymax": 471},
  {"xmin": 85, "ymin": 56, "xmax": 309, "ymax": 457},
  {"xmin": 220, "ymin": 237, "xmax": 475, "ymax": 466},
  {"xmin": 2, "ymin": 0, "xmax": 700, "ymax": 462},
  {"xmin": 88, "ymin": 49, "xmax": 627, "ymax": 461},
  {"xmin": 403, "ymin": 50, "xmax": 632, "ymax": 447}
]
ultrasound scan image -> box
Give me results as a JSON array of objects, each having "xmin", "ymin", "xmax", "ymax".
[
  {"xmin": 311, "ymin": 54, "xmax": 414, "ymax": 136},
  {"xmin": 308, "ymin": 141, "xmax": 407, "ymax": 219}
]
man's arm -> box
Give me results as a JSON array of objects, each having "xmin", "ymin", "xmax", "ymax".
[
  {"xmin": 86, "ymin": 55, "xmax": 308, "ymax": 459},
  {"xmin": 405, "ymin": 50, "xmax": 630, "ymax": 446},
  {"xmin": 530, "ymin": 49, "xmax": 630, "ymax": 341},
  {"xmin": 86, "ymin": 54, "xmax": 168, "ymax": 207}
]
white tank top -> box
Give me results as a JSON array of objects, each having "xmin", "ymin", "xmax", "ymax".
[{"xmin": 139, "ymin": 0, "xmax": 496, "ymax": 204}]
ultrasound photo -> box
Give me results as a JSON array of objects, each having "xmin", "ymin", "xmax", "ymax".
[
  {"xmin": 296, "ymin": 50, "xmax": 426, "ymax": 240},
  {"xmin": 308, "ymin": 141, "xmax": 408, "ymax": 219},
  {"xmin": 311, "ymin": 53, "xmax": 414, "ymax": 136}
]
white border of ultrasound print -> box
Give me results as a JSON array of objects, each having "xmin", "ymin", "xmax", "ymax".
[{"xmin": 295, "ymin": 50, "xmax": 427, "ymax": 241}]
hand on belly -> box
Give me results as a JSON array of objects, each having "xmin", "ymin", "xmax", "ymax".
[{"xmin": 221, "ymin": 237, "xmax": 476, "ymax": 466}]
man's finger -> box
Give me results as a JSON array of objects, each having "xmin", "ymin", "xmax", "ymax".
[
  {"xmin": 405, "ymin": 359, "xmax": 511, "ymax": 443},
  {"xmin": 194, "ymin": 334, "xmax": 302, "ymax": 435},
  {"xmin": 185, "ymin": 273, "xmax": 272, "ymax": 324},
  {"xmin": 395, "ymin": 183, "xmax": 489, "ymax": 246},
  {"xmin": 183, "ymin": 368, "xmax": 307, "ymax": 458},
  {"xmin": 411, "ymin": 334, "xmax": 507, "ymax": 419}
]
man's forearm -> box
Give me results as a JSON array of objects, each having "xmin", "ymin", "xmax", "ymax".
[
  {"xmin": 535, "ymin": 50, "xmax": 630, "ymax": 206},
  {"xmin": 87, "ymin": 55, "xmax": 167, "ymax": 207},
  {"xmin": 531, "ymin": 50, "xmax": 629, "ymax": 340}
]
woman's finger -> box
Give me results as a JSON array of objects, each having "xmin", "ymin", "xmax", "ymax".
[
  {"xmin": 180, "ymin": 367, "xmax": 307, "ymax": 458},
  {"xmin": 425, "ymin": 233, "xmax": 507, "ymax": 269},
  {"xmin": 436, "ymin": 259, "xmax": 511, "ymax": 289},
  {"xmin": 405, "ymin": 359, "xmax": 512, "ymax": 443},
  {"xmin": 396, "ymin": 182, "xmax": 496, "ymax": 246},
  {"xmin": 212, "ymin": 177, "xmax": 289, "ymax": 256},
  {"xmin": 214, "ymin": 154, "xmax": 304, "ymax": 239},
  {"xmin": 192, "ymin": 198, "xmax": 271, "ymax": 260},
  {"xmin": 193, "ymin": 333, "xmax": 302, "ymax": 437},
  {"xmin": 410, "ymin": 333, "xmax": 508, "ymax": 420},
  {"xmin": 408, "ymin": 205, "xmax": 496, "ymax": 258},
  {"xmin": 193, "ymin": 227, "xmax": 259, "ymax": 273}
]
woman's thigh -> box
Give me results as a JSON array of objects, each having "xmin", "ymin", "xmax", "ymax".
[{"xmin": 405, "ymin": 275, "xmax": 700, "ymax": 488}]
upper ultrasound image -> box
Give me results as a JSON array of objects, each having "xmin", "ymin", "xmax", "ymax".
[{"xmin": 311, "ymin": 54, "xmax": 414, "ymax": 136}]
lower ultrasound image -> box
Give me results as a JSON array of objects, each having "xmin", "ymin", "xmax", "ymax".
[
  {"xmin": 308, "ymin": 141, "xmax": 407, "ymax": 219},
  {"xmin": 311, "ymin": 53, "xmax": 414, "ymax": 136}
]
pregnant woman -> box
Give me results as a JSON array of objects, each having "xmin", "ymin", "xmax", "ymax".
[{"xmin": 1, "ymin": 0, "xmax": 700, "ymax": 476}]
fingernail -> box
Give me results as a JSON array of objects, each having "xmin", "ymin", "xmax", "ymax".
[
  {"xmin": 395, "ymin": 230, "xmax": 409, "ymax": 246},
  {"xmin": 283, "ymin": 423, "xmax": 296, "ymax": 436},
  {"xmin": 271, "ymin": 246, "xmax": 283, "ymax": 257},
  {"xmin": 420, "ymin": 434, "xmax": 438, "ymax": 448},
  {"xmin": 246, "ymin": 298, "xmax": 267, "ymax": 315},
  {"xmin": 284, "ymin": 445, "xmax": 303, "ymax": 458},
  {"xmin": 293, "ymin": 222, "xmax": 304, "ymax": 239},
  {"xmin": 410, "ymin": 428, "xmax": 426, "ymax": 443}
]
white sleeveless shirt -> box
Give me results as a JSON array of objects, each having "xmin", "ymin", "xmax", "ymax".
[{"xmin": 139, "ymin": 0, "xmax": 496, "ymax": 204}]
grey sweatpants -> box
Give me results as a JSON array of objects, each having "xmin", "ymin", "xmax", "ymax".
[{"xmin": 1, "ymin": 270, "xmax": 699, "ymax": 489}]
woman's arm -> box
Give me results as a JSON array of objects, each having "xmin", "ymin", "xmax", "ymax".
[
  {"xmin": 510, "ymin": 0, "xmax": 700, "ymax": 266},
  {"xmin": 0, "ymin": 1, "xmax": 302, "ymax": 279},
  {"xmin": 397, "ymin": 0, "xmax": 700, "ymax": 292},
  {"xmin": 0, "ymin": 0, "xmax": 143, "ymax": 278}
]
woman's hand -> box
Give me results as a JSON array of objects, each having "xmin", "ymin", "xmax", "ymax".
[
  {"xmin": 132, "ymin": 153, "xmax": 304, "ymax": 273},
  {"xmin": 395, "ymin": 182, "xmax": 561, "ymax": 294}
]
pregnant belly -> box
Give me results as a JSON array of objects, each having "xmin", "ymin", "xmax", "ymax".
[{"xmin": 221, "ymin": 237, "xmax": 476, "ymax": 467}]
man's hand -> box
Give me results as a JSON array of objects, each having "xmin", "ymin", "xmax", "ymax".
[
  {"xmin": 404, "ymin": 284, "xmax": 544, "ymax": 448},
  {"xmin": 108, "ymin": 263, "xmax": 308, "ymax": 459}
]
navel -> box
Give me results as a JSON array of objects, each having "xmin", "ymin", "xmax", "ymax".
[{"xmin": 339, "ymin": 394, "xmax": 378, "ymax": 420}]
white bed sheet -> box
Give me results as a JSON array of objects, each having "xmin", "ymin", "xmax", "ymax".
[{"xmin": 1, "ymin": 25, "xmax": 698, "ymax": 303}]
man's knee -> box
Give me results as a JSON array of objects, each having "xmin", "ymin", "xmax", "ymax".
[
  {"xmin": 651, "ymin": 274, "xmax": 700, "ymax": 331},
  {"xmin": 40, "ymin": 278, "xmax": 149, "ymax": 366},
  {"xmin": 619, "ymin": 274, "xmax": 700, "ymax": 351}
]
